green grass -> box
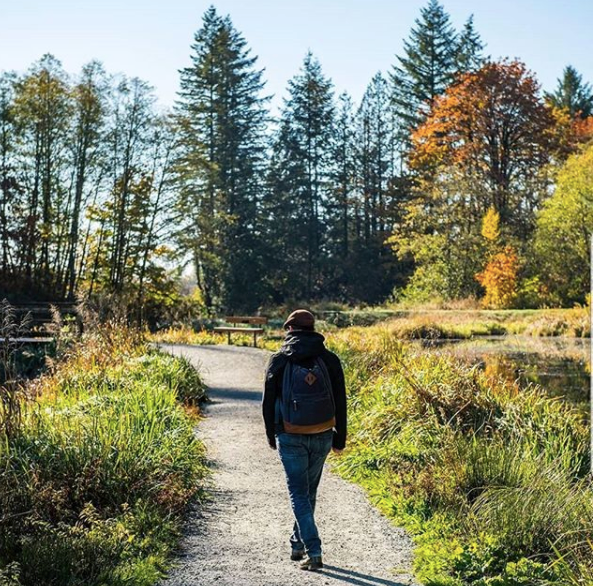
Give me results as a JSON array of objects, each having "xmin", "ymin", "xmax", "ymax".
[
  {"xmin": 372, "ymin": 307, "xmax": 590, "ymax": 339},
  {"xmin": 150, "ymin": 325, "xmax": 283, "ymax": 350},
  {"xmin": 326, "ymin": 327, "xmax": 591, "ymax": 585},
  {"xmin": 0, "ymin": 325, "xmax": 208, "ymax": 586},
  {"xmin": 152, "ymin": 305, "xmax": 591, "ymax": 346}
]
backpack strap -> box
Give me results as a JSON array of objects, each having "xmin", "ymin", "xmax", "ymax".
[
  {"xmin": 315, "ymin": 357, "xmax": 335, "ymax": 410},
  {"xmin": 275, "ymin": 356, "xmax": 291, "ymax": 425},
  {"xmin": 281, "ymin": 358, "xmax": 292, "ymax": 399}
]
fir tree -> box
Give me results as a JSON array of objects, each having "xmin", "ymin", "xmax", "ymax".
[
  {"xmin": 456, "ymin": 15, "xmax": 485, "ymax": 73},
  {"xmin": 350, "ymin": 73, "xmax": 400, "ymax": 302},
  {"xmin": 175, "ymin": 6, "xmax": 269, "ymax": 311},
  {"xmin": 329, "ymin": 92, "xmax": 356, "ymax": 261},
  {"xmin": 547, "ymin": 65, "xmax": 593, "ymax": 119},
  {"xmin": 264, "ymin": 52, "xmax": 334, "ymax": 301},
  {"xmin": 357, "ymin": 72, "xmax": 392, "ymax": 242},
  {"xmin": 391, "ymin": 0, "xmax": 458, "ymax": 134}
]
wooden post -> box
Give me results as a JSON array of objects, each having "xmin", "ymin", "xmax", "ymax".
[
  {"xmin": 228, "ymin": 331, "xmax": 231, "ymax": 345},
  {"xmin": 253, "ymin": 331, "xmax": 257, "ymax": 347}
]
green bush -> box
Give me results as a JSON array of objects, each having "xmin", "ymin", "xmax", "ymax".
[{"xmin": 0, "ymin": 328, "xmax": 208, "ymax": 585}]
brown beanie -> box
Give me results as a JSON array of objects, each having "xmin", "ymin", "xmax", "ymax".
[{"xmin": 283, "ymin": 309, "xmax": 315, "ymax": 331}]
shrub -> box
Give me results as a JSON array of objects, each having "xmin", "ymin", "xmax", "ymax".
[
  {"xmin": 475, "ymin": 246, "xmax": 520, "ymax": 309},
  {"xmin": 0, "ymin": 325, "xmax": 208, "ymax": 585}
]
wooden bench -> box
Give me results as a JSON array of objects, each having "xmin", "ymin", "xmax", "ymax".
[
  {"xmin": 8, "ymin": 302, "xmax": 82, "ymax": 340},
  {"xmin": 214, "ymin": 316, "xmax": 268, "ymax": 347}
]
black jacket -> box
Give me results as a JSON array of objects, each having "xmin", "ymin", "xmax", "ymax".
[{"xmin": 262, "ymin": 330, "xmax": 347, "ymax": 450}]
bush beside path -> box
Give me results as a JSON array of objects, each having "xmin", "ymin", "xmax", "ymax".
[
  {"xmin": 0, "ymin": 328, "xmax": 208, "ymax": 586},
  {"xmin": 159, "ymin": 344, "xmax": 417, "ymax": 586}
]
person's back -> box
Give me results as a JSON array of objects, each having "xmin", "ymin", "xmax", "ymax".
[{"xmin": 262, "ymin": 309, "xmax": 347, "ymax": 571}]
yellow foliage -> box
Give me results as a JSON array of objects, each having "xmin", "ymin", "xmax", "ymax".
[
  {"xmin": 475, "ymin": 246, "xmax": 519, "ymax": 309},
  {"xmin": 481, "ymin": 207, "xmax": 500, "ymax": 242}
]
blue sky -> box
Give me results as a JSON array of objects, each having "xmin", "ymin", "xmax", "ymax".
[{"xmin": 1, "ymin": 0, "xmax": 592, "ymax": 113}]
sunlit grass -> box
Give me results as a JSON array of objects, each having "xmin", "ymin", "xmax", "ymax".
[
  {"xmin": 380, "ymin": 307, "xmax": 590, "ymax": 339},
  {"xmin": 0, "ymin": 324, "xmax": 208, "ymax": 586},
  {"xmin": 325, "ymin": 327, "xmax": 591, "ymax": 585},
  {"xmin": 149, "ymin": 318, "xmax": 592, "ymax": 583},
  {"xmin": 149, "ymin": 324, "xmax": 282, "ymax": 351}
]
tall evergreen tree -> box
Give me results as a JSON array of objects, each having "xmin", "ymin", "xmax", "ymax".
[
  {"xmin": 175, "ymin": 6, "xmax": 269, "ymax": 311},
  {"xmin": 329, "ymin": 92, "xmax": 356, "ymax": 261},
  {"xmin": 456, "ymin": 15, "xmax": 485, "ymax": 73},
  {"xmin": 322, "ymin": 92, "xmax": 356, "ymax": 299},
  {"xmin": 357, "ymin": 72, "xmax": 392, "ymax": 242},
  {"xmin": 349, "ymin": 73, "xmax": 400, "ymax": 302},
  {"xmin": 391, "ymin": 0, "xmax": 458, "ymax": 134},
  {"xmin": 547, "ymin": 65, "xmax": 593, "ymax": 119},
  {"xmin": 264, "ymin": 52, "xmax": 334, "ymax": 301}
]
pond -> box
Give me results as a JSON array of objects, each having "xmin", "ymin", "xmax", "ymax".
[{"xmin": 411, "ymin": 335, "xmax": 590, "ymax": 407}]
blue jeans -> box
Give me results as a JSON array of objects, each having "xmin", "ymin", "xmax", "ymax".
[{"xmin": 276, "ymin": 429, "xmax": 333, "ymax": 557}]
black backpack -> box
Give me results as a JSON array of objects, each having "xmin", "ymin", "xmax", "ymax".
[{"xmin": 279, "ymin": 357, "xmax": 336, "ymax": 434}]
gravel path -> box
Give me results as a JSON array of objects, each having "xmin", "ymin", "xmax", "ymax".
[{"xmin": 159, "ymin": 344, "xmax": 417, "ymax": 586}]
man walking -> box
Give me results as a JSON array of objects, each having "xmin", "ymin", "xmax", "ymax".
[{"xmin": 262, "ymin": 309, "xmax": 347, "ymax": 571}]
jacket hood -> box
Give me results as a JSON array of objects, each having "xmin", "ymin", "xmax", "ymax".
[{"xmin": 280, "ymin": 330, "xmax": 326, "ymax": 361}]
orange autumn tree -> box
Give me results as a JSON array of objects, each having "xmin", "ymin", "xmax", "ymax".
[
  {"xmin": 573, "ymin": 115, "xmax": 593, "ymax": 144},
  {"xmin": 410, "ymin": 60, "xmax": 557, "ymax": 235},
  {"xmin": 475, "ymin": 246, "xmax": 519, "ymax": 308},
  {"xmin": 547, "ymin": 105, "xmax": 593, "ymax": 156},
  {"xmin": 394, "ymin": 60, "xmax": 557, "ymax": 301},
  {"xmin": 475, "ymin": 208, "xmax": 519, "ymax": 308}
]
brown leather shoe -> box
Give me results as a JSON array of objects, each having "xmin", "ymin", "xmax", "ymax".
[{"xmin": 299, "ymin": 555, "xmax": 323, "ymax": 571}]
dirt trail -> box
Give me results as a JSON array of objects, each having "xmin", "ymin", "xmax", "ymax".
[{"xmin": 159, "ymin": 344, "xmax": 417, "ymax": 586}]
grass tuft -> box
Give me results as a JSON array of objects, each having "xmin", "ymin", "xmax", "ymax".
[{"xmin": 0, "ymin": 324, "xmax": 208, "ymax": 586}]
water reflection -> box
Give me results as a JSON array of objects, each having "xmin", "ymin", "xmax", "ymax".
[{"xmin": 410, "ymin": 335, "xmax": 590, "ymax": 406}]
